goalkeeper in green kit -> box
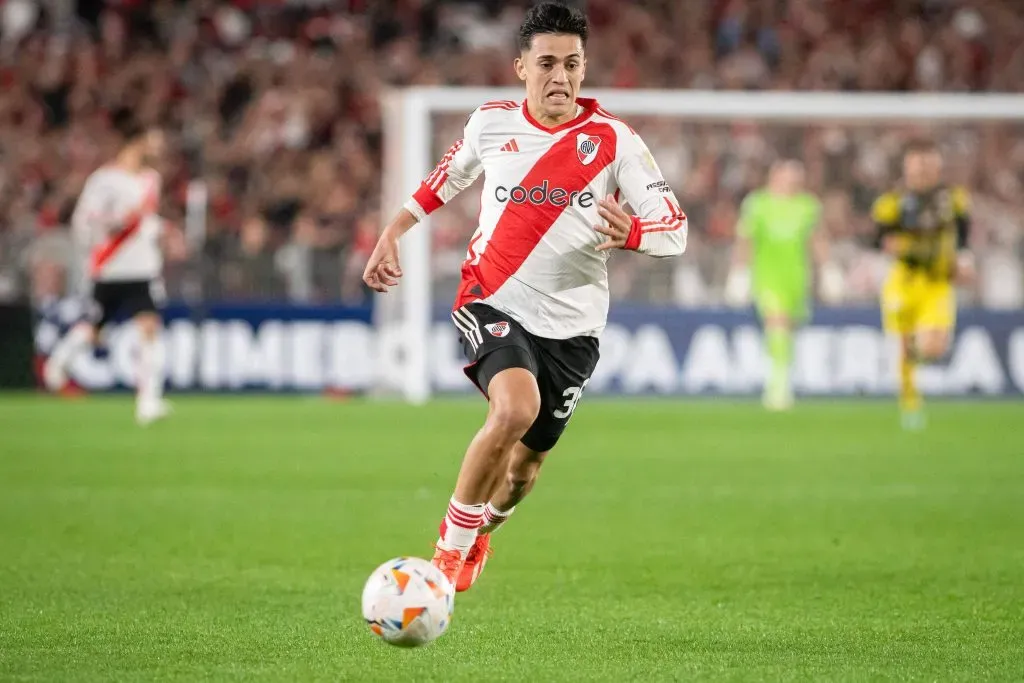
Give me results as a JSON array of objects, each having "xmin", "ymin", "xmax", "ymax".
[{"xmin": 725, "ymin": 160, "xmax": 839, "ymax": 410}]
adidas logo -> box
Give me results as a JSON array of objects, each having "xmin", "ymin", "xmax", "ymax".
[{"xmin": 499, "ymin": 138, "xmax": 519, "ymax": 153}]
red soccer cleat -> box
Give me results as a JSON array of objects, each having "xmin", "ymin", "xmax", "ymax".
[
  {"xmin": 431, "ymin": 546, "xmax": 464, "ymax": 590},
  {"xmin": 456, "ymin": 533, "xmax": 493, "ymax": 592}
]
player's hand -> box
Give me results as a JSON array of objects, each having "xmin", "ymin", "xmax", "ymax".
[
  {"xmin": 362, "ymin": 232, "xmax": 403, "ymax": 293},
  {"xmin": 164, "ymin": 223, "xmax": 188, "ymax": 262},
  {"xmin": 723, "ymin": 266, "xmax": 750, "ymax": 307},
  {"xmin": 594, "ymin": 195, "xmax": 633, "ymax": 251},
  {"xmin": 955, "ymin": 251, "xmax": 976, "ymax": 286}
]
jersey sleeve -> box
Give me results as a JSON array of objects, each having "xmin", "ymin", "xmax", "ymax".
[
  {"xmin": 613, "ymin": 130, "xmax": 687, "ymax": 257},
  {"xmin": 70, "ymin": 174, "xmax": 119, "ymax": 244},
  {"xmin": 737, "ymin": 192, "xmax": 761, "ymax": 239},
  {"xmin": 871, "ymin": 192, "xmax": 901, "ymax": 249},
  {"xmin": 952, "ymin": 185, "xmax": 971, "ymax": 250},
  {"xmin": 403, "ymin": 111, "xmax": 484, "ymax": 221},
  {"xmin": 139, "ymin": 170, "xmax": 164, "ymax": 239}
]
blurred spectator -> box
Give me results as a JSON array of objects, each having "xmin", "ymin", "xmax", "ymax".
[{"xmin": 1, "ymin": 0, "xmax": 1023, "ymax": 308}]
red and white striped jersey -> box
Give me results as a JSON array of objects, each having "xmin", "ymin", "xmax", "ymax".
[
  {"xmin": 72, "ymin": 165, "xmax": 163, "ymax": 282},
  {"xmin": 404, "ymin": 97, "xmax": 687, "ymax": 339}
]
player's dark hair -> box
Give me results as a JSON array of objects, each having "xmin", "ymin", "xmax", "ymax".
[
  {"xmin": 518, "ymin": 2, "xmax": 588, "ymax": 51},
  {"xmin": 904, "ymin": 137, "xmax": 939, "ymax": 157},
  {"xmin": 111, "ymin": 107, "xmax": 146, "ymax": 143}
]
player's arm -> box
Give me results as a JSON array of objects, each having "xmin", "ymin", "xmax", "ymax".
[
  {"xmin": 70, "ymin": 175, "xmax": 119, "ymax": 243},
  {"xmin": 871, "ymin": 193, "xmax": 911, "ymax": 258},
  {"xmin": 364, "ymin": 112, "xmax": 484, "ymax": 292},
  {"xmin": 73, "ymin": 172, "xmax": 160, "ymax": 242},
  {"xmin": 140, "ymin": 172, "xmax": 165, "ymax": 239},
  {"xmin": 812, "ymin": 228, "xmax": 832, "ymax": 268},
  {"xmin": 732, "ymin": 194, "xmax": 756, "ymax": 266},
  {"xmin": 603, "ymin": 130, "xmax": 687, "ymax": 257},
  {"xmin": 952, "ymin": 185, "xmax": 975, "ymax": 283}
]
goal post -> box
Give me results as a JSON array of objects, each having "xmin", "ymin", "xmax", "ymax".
[{"xmin": 380, "ymin": 87, "xmax": 1024, "ymax": 404}]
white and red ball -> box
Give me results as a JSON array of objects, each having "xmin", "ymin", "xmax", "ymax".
[{"xmin": 361, "ymin": 556, "xmax": 454, "ymax": 647}]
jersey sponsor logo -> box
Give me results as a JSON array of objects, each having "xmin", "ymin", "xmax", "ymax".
[
  {"xmin": 576, "ymin": 133, "xmax": 601, "ymax": 165},
  {"xmin": 494, "ymin": 180, "xmax": 595, "ymax": 208},
  {"xmin": 485, "ymin": 321, "xmax": 510, "ymax": 338},
  {"xmin": 499, "ymin": 138, "xmax": 519, "ymax": 153}
]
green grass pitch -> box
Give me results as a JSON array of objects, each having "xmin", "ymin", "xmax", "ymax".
[{"xmin": 1, "ymin": 395, "xmax": 1022, "ymax": 682}]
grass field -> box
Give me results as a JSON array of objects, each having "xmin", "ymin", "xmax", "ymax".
[{"xmin": 1, "ymin": 395, "xmax": 1022, "ymax": 682}]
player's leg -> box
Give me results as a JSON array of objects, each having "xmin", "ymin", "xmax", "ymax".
[
  {"xmin": 433, "ymin": 305, "xmax": 542, "ymax": 585},
  {"xmin": 914, "ymin": 280, "xmax": 955, "ymax": 362},
  {"xmin": 44, "ymin": 322, "xmax": 96, "ymax": 391},
  {"xmin": 487, "ymin": 333, "xmax": 597, "ymax": 521},
  {"xmin": 480, "ymin": 441, "xmax": 547, "ymax": 533},
  {"xmin": 434, "ymin": 365, "xmax": 539, "ymax": 586},
  {"xmin": 134, "ymin": 310, "xmax": 170, "ymax": 424},
  {"xmin": 897, "ymin": 332, "xmax": 924, "ymax": 428},
  {"xmin": 915, "ymin": 327, "xmax": 951, "ymax": 361},
  {"xmin": 756, "ymin": 289, "xmax": 794, "ymax": 410},
  {"xmin": 44, "ymin": 281, "xmax": 106, "ymax": 391},
  {"xmin": 900, "ymin": 281, "xmax": 955, "ymax": 430},
  {"xmin": 452, "ymin": 442, "xmax": 546, "ymax": 592},
  {"xmin": 121, "ymin": 280, "xmax": 169, "ymax": 424},
  {"xmin": 456, "ymin": 334, "xmax": 598, "ymax": 592},
  {"xmin": 882, "ymin": 269, "xmax": 922, "ymax": 427},
  {"xmin": 450, "ymin": 366, "xmax": 540, "ymax": 505}
]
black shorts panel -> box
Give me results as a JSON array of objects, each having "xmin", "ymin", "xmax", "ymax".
[
  {"xmin": 451, "ymin": 303, "xmax": 600, "ymax": 452},
  {"xmin": 90, "ymin": 280, "xmax": 158, "ymax": 329},
  {"xmin": 519, "ymin": 333, "xmax": 599, "ymax": 452},
  {"xmin": 473, "ymin": 345, "xmax": 537, "ymax": 397}
]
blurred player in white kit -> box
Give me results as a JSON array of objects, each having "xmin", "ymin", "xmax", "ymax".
[{"xmin": 44, "ymin": 110, "xmax": 175, "ymax": 425}]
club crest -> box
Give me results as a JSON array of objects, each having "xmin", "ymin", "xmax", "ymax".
[
  {"xmin": 485, "ymin": 322, "xmax": 510, "ymax": 338},
  {"xmin": 576, "ymin": 133, "xmax": 601, "ymax": 165}
]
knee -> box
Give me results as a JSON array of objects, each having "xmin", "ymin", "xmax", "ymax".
[
  {"xmin": 917, "ymin": 332, "xmax": 949, "ymax": 360},
  {"xmin": 135, "ymin": 313, "xmax": 162, "ymax": 341},
  {"xmin": 486, "ymin": 396, "xmax": 540, "ymax": 445},
  {"xmin": 73, "ymin": 322, "xmax": 97, "ymax": 344}
]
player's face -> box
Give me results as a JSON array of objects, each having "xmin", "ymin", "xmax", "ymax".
[
  {"xmin": 904, "ymin": 151, "xmax": 942, "ymax": 192},
  {"xmin": 515, "ymin": 33, "xmax": 585, "ymax": 123},
  {"xmin": 141, "ymin": 130, "xmax": 166, "ymax": 166},
  {"xmin": 778, "ymin": 164, "xmax": 804, "ymax": 193},
  {"xmin": 770, "ymin": 162, "xmax": 804, "ymax": 194}
]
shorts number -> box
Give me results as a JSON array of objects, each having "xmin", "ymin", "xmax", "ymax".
[{"xmin": 553, "ymin": 378, "xmax": 590, "ymax": 419}]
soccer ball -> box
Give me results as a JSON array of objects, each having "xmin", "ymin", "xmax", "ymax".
[{"xmin": 361, "ymin": 556, "xmax": 454, "ymax": 648}]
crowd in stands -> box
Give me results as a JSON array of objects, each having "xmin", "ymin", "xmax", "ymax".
[{"xmin": 2, "ymin": 0, "xmax": 1023, "ymax": 308}]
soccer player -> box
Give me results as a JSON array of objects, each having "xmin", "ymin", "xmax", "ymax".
[
  {"xmin": 362, "ymin": 2, "xmax": 687, "ymax": 590},
  {"xmin": 725, "ymin": 159, "xmax": 830, "ymax": 411},
  {"xmin": 44, "ymin": 110, "xmax": 174, "ymax": 425},
  {"xmin": 872, "ymin": 139, "xmax": 973, "ymax": 430}
]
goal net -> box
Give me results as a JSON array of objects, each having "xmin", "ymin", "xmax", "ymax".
[{"xmin": 380, "ymin": 87, "xmax": 1024, "ymax": 404}]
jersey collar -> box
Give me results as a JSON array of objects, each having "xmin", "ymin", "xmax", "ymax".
[{"xmin": 521, "ymin": 97, "xmax": 599, "ymax": 134}]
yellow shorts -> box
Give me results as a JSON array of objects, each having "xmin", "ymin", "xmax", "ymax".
[{"xmin": 880, "ymin": 264, "xmax": 955, "ymax": 335}]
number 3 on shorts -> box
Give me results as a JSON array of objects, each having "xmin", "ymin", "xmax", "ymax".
[{"xmin": 553, "ymin": 378, "xmax": 590, "ymax": 419}]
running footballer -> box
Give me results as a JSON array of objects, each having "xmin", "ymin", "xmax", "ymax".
[{"xmin": 363, "ymin": 2, "xmax": 688, "ymax": 591}]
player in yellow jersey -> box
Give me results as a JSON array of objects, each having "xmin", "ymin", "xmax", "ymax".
[{"xmin": 872, "ymin": 139, "xmax": 975, "ymax": 429}]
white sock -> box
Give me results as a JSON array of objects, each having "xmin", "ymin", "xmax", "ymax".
[
  {"xmin": 437, "ymin": 498, "xmax": 484, "ymax": 558},
  {"xmin": 137, "ymin": 335, "xmax": 166, "ymax": 408},
  {"xmin": 479, "ymin": 502, "xmax": 514, "ymax": 534},
  {"xmin": 49, "ymin": 324, "xmax": 91, "ymax": 371}
]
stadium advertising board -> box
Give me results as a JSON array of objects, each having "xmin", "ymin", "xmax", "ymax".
[{"xmin": 34, "ymin": 302, "xmax": 1024, "ymax": 397}]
